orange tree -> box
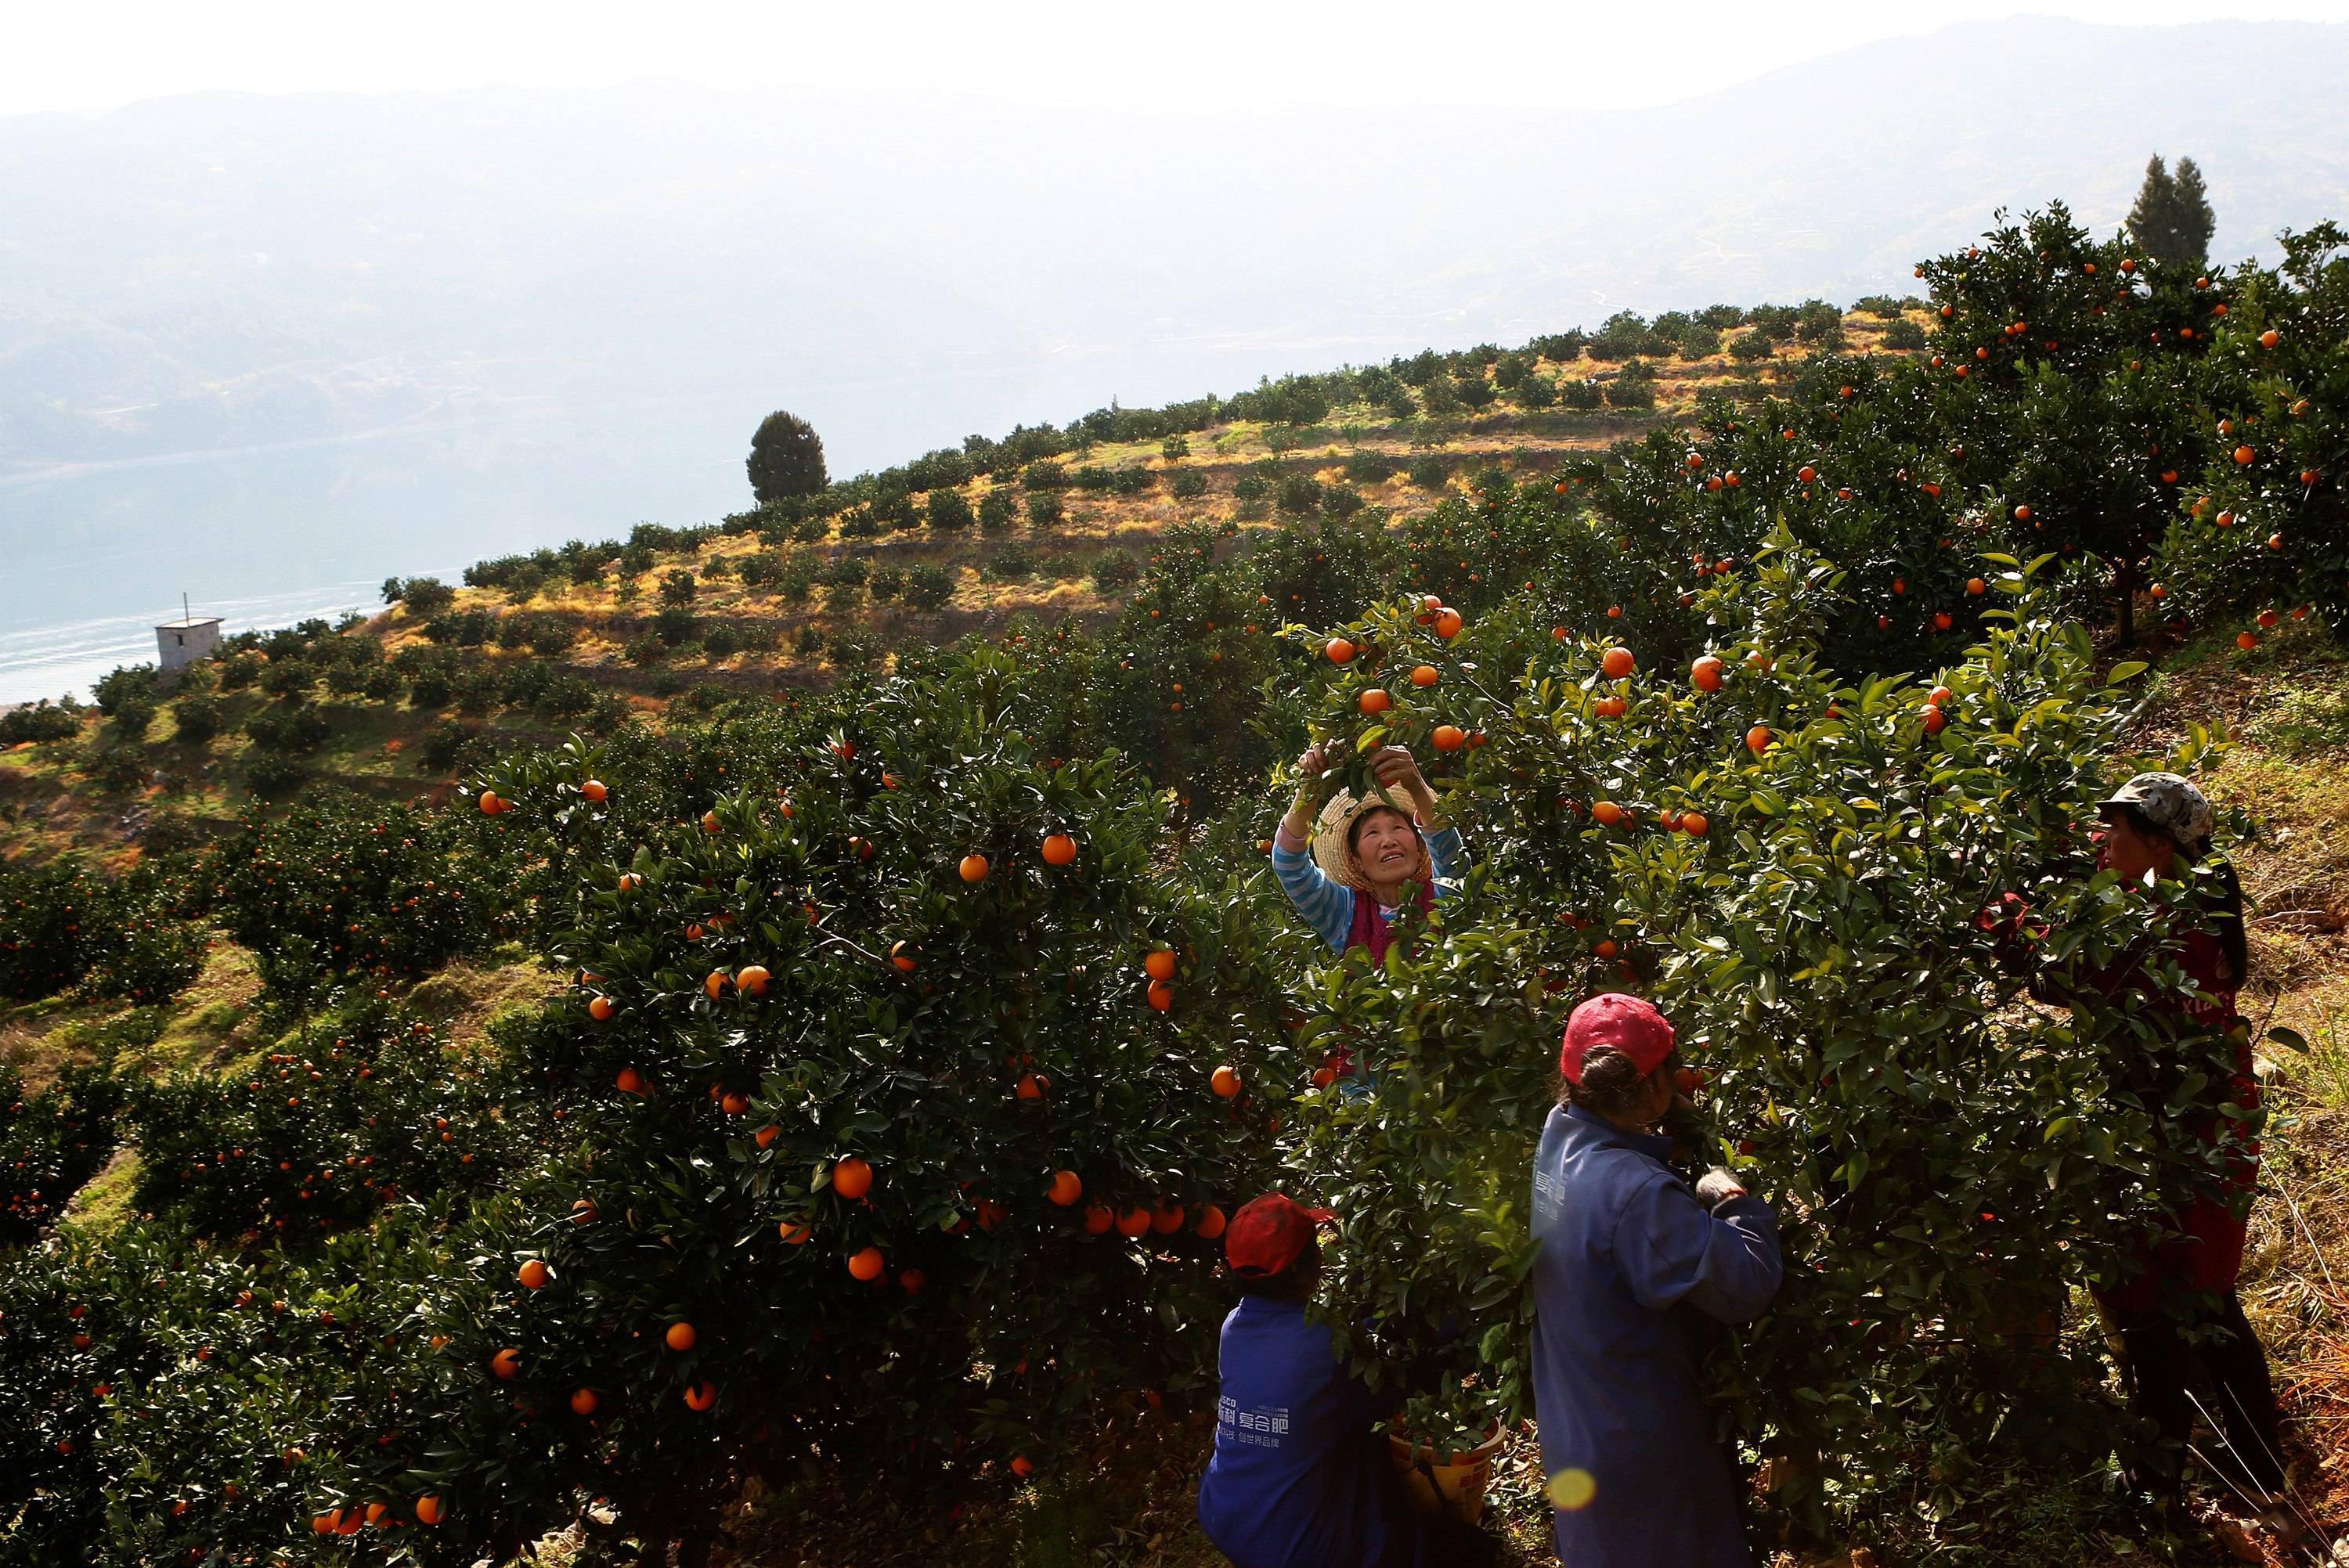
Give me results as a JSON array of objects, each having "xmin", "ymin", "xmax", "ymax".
[
  {"xmin": 1264, "ymin": 549, "xmax": 2255, "ymax": 1548},
  {"xmin": 2160, "ymin": 222, "xmax": 2349, "ymax": 643},
  {"xmin": 0, "ymin": 1062, "xmax": 124, "ymax": 1245},
  {"xmin": 416, "ymin": 641, "xmax": 1295, "ymax": 1561}
]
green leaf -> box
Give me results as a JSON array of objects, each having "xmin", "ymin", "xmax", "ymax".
[
  {"xmin": 2105, "ymin": 661, "xmax": 2149, "ymax": 686},
  {"xmin": 2265, "ymin": 1025, "xmax": 2309, "ymax": 1054}
]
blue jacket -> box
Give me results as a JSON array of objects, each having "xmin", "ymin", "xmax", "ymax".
[
  {"xmin": 1196, "ymin": 1297, "xmax": 1409, "ymax": 1568},
  {"xmin": 1530, "ymin": 1104, "xmax": 1782, "ymax": 1568}
]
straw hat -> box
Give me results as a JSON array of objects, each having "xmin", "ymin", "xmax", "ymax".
[{"xmin": 1310, "ymin": 788, "xmax": 1431, "ymax": 893}]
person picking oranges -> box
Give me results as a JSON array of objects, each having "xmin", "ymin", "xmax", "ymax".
[
  {"xmin": 1273, "ymin": 743, "xmax": 1461, "ymax": 965},
  {"xmin": 1196, "ymin": 1194, "xmax": 1434, "ymax": 1568},
  {"xmin": 1531, "ymin": 994, "xmax": 1783, "ymax": 1567}
]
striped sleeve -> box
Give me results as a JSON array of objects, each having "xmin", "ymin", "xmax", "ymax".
[
  {"xmin": 1425, "ymin": 824, "xmax": 1465, "ymax": 896},
  {"xmin": 1272, "ymin": 842, "xmax": 1355, "ymax": 953}
]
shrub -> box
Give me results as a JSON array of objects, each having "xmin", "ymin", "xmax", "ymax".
[
  {"xmin": 869, "ymin": 564, "xmax": 906, "ymax": 602},
  {"xmin": 1529, "ymin": 330, "xmax": 1588, "ymax": 362},
  {"xmin": 1027, "ymin": 492, "xmax": 1066, "ymax": 528},
  {"xmin": 1161, "ymin": 435, "xmax": 1190, "ymax": 460},
  {"xmin": 1092, "ymin": 551, "xmax": 1142, "ymax": 593},
  {"xmin": 1072, "ymin": 465, "xmax": 1115, "ymax": 492},
  {"xmin": 168, "ymin": 693, "xmax": 222, "ymax": 744},
  {"xmin": 0, "ymin": 1062, "xmax": 123, "ymax": 1243},
  {"xmin": 1408, "ymin": 456, "xmax": 1448, "ymax": 488},
  {"xmin": 244, "ymin": 705, "xmax": 329, "ymax": 754},
  {"xmin": 92, "ymin": 665, "xmax": 157, "ymax": 718},
  {"xmin": 928, "ymin": 488, "xmax": 975, "ymax": 532},
  {"xmin": 1110, "ymin": 466, "xmax": 1156, "ymax": 496},
  {"xmin": 1171, "ymin": 469, "xmax": 1209, "ymax": 499},
  {"xmin": 796, "ymin": 625, "xmax": 826, "ymax": 654},
  {"xmin": 1882, "ymin": 318, "xmax": 1929, "ymax": 350},
  {"xmin": 1730, "ymin": 327, "xmax": 1775, "ymax": 362},
  {"xmin": 979, "ymin": 489, "xmax": 1018, "ymax": 532},
  {"xmin": 1559, "ymin": 376, "xmax": 1604, "ymax": 409},
  {"xmin": 700, "ymin": 622, "xmax": 741, "ymax": 658},
  {"xmin": 1507, "ymin": 374, "xmax": 1556, "ymax": 409},
  {"xmin": 1022, "ymin": 460, "xmax": 1069, "ymax": 490},
  {"xmin": 654, "ymin": 607, "xmax": 699, "ymax": 647},
  {"xmin": 659, "ymin": 569, "xmax": 699, "ymax": 607},
  {"xmin": 1604, "ymin": 362, "xmax": 1658, "ymax": 409},
  {"xmin": 983, "ymin": 546, "xmax": 1035, "ymax": 582},
  {"xmin": 904, "ymin": 563, "xmax": 955, "ymax": 611}
]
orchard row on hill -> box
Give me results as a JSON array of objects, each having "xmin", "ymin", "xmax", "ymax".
[{"xmin": 0, "ymin": 204, "xmax": 2342, "ymax": 1565}]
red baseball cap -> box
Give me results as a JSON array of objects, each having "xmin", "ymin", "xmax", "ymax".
[
  {"xmin": 1560, "ymin": 993, "xmax": 1676, "ymax": 1085},
  {"xmin": 1225, "ymin": 1193, "xmax": 1336, "ymax": 1278}
]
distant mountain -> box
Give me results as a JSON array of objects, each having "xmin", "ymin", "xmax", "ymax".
[{"xmin": 2, "ymin": 15, "xmax": 2347, "ymax": 694}]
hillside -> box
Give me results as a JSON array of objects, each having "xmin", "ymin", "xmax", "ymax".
[
  {"xmin": 3, "ymin": 202, "xmax": 2346, "ymax": 1568},
  {"xmin": 8, "ymin": 15, "xmax": 2349, "ymax": 661}
]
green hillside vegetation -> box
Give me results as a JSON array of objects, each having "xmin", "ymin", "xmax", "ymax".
[{"xmin": 2, "ymin": 204, "xmax": 2345, "ymax": 1567}]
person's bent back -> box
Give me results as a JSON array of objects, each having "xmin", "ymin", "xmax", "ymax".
[{"xmin": 1196, "ymin": 1195, "xmax": 1418, "ymax": 1568}]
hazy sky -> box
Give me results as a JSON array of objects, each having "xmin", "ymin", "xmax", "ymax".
[{"xmin": 12, "ymin": 0, "xmax": 2349, "ymax": 117}]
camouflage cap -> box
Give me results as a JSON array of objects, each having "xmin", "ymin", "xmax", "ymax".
[{"xmin": 2097, "ymin": 772, "xmax": 2214, "ymax": 846}]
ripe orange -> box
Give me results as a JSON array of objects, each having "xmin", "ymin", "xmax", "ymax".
[
  {"xmin": 1326, "ymin": 636, "xmax": 1357, "ymax": 665},
  {"xmin": 703, "ymin": 970, "xmax": 729, "ymax": 1000},
  {"xmin": 735, "ymin": 964, "xmax": 771, "ymax": 997},
  {"xmin": 898, "ymin": 1268, "xmax": 927, "ymax": 1295},
  {"xmin": 1084, "ymin": 1203, "xmax": 1115, "ymax": 1235},
  {"xmin": 617, "ymin": 872, "xmax": 641, "ymax": 892},
  {"xmin": 571, "ymin": 1199, "xmax": 597, "ymax": 1224},
  {"xmin": 2258, "ymin": 608, "xmax": 2280, "ymax": 629},
  {"xmin": 569, "ymin": 1387, "xmax": 598, "ymax": 1415},
  {"xmin": 1195, "ymin": 1204, "xmax": 1228, "ymax": 1239},
  {"xmin": 1048, "ymin": 1170, "xmax": 1084, "ymax": 1206},
  {"xmin": 2237, "ymin": 631, "xmax": 2260, "ymax": 651},
  {"xmin": 1117, "ymin": 1206, "xmax": 1153, "ymax": 1239},
  {"xmin": 415, "ymin": 1496, "xmax": 444, "ymax": 1527},
  {"xmin": 517, "ymin": 1260, "xmax": 550, "ymax": 1290},
  {"xmin": 1041, "ymin": 832, "xmax": 1078, "ymax": 866},
  {"xmin": 1433, "ymin": 607, "xmax": 1463, "ymax": 639},
  {"xmin": 477, "ymin": 790, "xmax": 503, "ymax": 816},
  {"xmin": 491, "ymin": 1348, "xmax": 521, "ymax": 1380},
  {"xmin": 665, "ymin": 1321, "xmax": 697, "ymax": 1352},
  {"xmin": 701, "ymin": 810, "xmax": 721, "ymax": 834},
  {"xmin": 1680, "ymin": 811, "xmax": 1709, "ymax": 838},
  {"xmin": 721, "ymin": 1092, "xmax": 750, "ymax": 1116},
  {"xmin": 890, "ymin": 941, "xmax": 918, "ymax": 973},
  {"xmin": 1745, "ymin": 725, "xmax": 1771, "ymax": 755},
  {"xmin": 1798, "ymin": 465, "xmax": 1817, "ymax": 483},
  {"xmin": 832, "ymin": 1156, "xmax": 874, "ymax": 1199},
  {"xmin": 1151, "ymin": 1199, "xmax": 1186, "ymax": 1234},
  {"xmin": 1016, "ymin": 1073, "xmax": 1048, "ymax": 1101},
  {"xmin": 1144, "ymin": 948, "xmax": 1177, "ymax": 982},
  {"xmin": 848, "ymin": 1246, "xmax": 886, "ymax": 1281},
  {"xmin": 1410, "ymin": 664, "xmax": 1439, "ymax": 687},
  {"xmin": 2149, "ymin": 584, "xmax": 2167, "ymax": 599},
  {"xmin": 1211, "ymin": 1065, "xmax": 1243, "ymax": 1099},
  {"xmin": 1929, "ymin": 685, "xmax": 1953, "ymax": 706},
  {"xmin": 1966, "ymin": 577, "xmax": 1986, "ymax": 596},
  {"xmin": 2260, "ymin": 328, "xmax": 2280, "ymax": 348},
  {"xmin": 1921, "ymin": 704, "xmax": 1947, "ymax": 734},
  {"xmin": 1358, "ymin": 688, "xmax": 1391, "ymax": 715},
  {"xmin": 1146, "ymin": 980, "xmax": 1174, "ymax": 1012},
  {"xmin": 684, "ymin": 1381, "xmax": 716, "ymax": 1411},
  {"xmin": 1593, "ymin": 939, "xmax": 1618, "ymax": 960},
  {"xmin": 1590, "ymin": 800, "xmax": 1626, "ymax": 827},
  {"xmin": 1690, "ymin": 655, "xmax": 1725, "ymax": 692},
  {"xmin": 778, "ymin": 1218, "xmax": 811, "ymax": 1244},
  {"xmin": 1431, "ymin": 724, "xmax": 1467, "ymax": 752},
  {"xmin": 1600, "ymin": 646, "xmax": 1635, "ymax": 679},
  {"xmin": 1011, "ymin": 1455, "xmax": 1036, "ymax": 1479},
  {"xmin": 587, "ymin": 996, "xmax": 614, "ymax": 1022},
  {"xmin": 615, "ymin": 1066, "xmax": 647, "ymax": 1097},
  {"xmin": 959, "ymin": 853, "xmax": 990, "ymax": 884},
  {"xmin": 2234, "ymin": 445, "xmax": 2256, "ymax": 466},
  {"xmin": 581, "ymin": 779, "xmax": 607, "ymax": 802}
]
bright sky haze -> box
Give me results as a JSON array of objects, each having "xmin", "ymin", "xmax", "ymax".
[{"xmin": 12, "ymin": 0, "xmax": 2349, "ymax": 116}]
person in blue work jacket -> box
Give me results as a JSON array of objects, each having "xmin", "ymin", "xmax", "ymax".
[
  {"xmin": 1272, "ymin": 742, "xmax": 1463, "ymax": 966},
  {"xmin": 1196, "ymin": 1193, "xmax": 1425, "ymax": 1568},
  {"xmin": 1532, "ymin": 993, "xmax": 1784, "ymax": 1568}
]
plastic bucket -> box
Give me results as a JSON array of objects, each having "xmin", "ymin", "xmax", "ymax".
[{"xmin": 1387, "ymin": 1424, "xmax": 1506, "ymax": 1525}]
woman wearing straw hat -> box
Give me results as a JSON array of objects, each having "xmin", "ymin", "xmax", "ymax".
[{"xmin": 1272, "ymin": 743, "xmax": 1463, "ymax": 964}]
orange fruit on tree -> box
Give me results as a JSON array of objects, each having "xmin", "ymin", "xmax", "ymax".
[
  {"xmin": 848, "ymin": 1246, "xmax": 886, "ymax": 1281},
  {"xmin": 778, "ymin": 1219, "xmax": 811, "ymax": 1244},
  {"xmin": 890, "ymin": 941, "xmax": 918, "ymax": 973},
  {"xmin": 1144, "ymin": 948, "xmax": 1178, "ymax": 982},
  {"xmin": 1211, "ymin": 1065, "xmax": 1243, "ymax": 1098},
  {"xmin": 1433, "ymin": 607, "xmax": 1463, "ymax": 639},
  {"xmin": 2237, "ymin": 631, "xmax": 2260, "ymax": 651},
  {"xmin": 736, "ymin": 964, "xmax": 770, "ymax": 997},
  {"xmin": 414, "ymin": 1496, "xmax": 444, "ymax": 1526},
  {"xmin": 1409, "ymin": 664, "xmax": 1439, "ymax": 687},
  {"xmin": 587, "ymin": 996, "xmax": 614, "ymax": 1022},
  {"xmin": 1921, "ymin": 704, "xmax": 1947, "ymax": 734},
  {"xmin": 958, "ymin": 853, "xmax": 990, "ymax": 884},
  {"xmin": 1929, "ymin": 685, "xmax": 1953, "ymax": 706},
  {"xmin": 1015, "ymin": 1072, "xmax": 1048, "ymax": 1101},
  {"xmin": 478, "ymin": 790, "xmax": 503, "ymax": 816},
  {"xmin": 2234, "ymin": 445, "xmax": 2256, "ymax": 466},
  {"xmin": 1195, "ymin": 1204, "xmax": 1228, "ymax": 1240},
  {"xmin": 832, "ymin": 1156, "xmax": 874, "ymax": 1199},
  {"xmin": 1041, "ymin": 832, "xmax": 1078, "ymax": 866},
  {"xmin": 1117, "ymin": 1206, "xmax": 1153, "ymax": 1239},
  {"xmin": 1325, "ymin": 637, "xmax": 1356, "ymax": 665},
  {"xmin": 581, "ymin": 778, "xmax": 608, "ymax": 802},
  {"xmin": 1600, "ymin": 646, "xmax": 1635, "ymax": 679},
  {"xmin": 615, "ymin": 1066, "xmax": 647, "ymax": 1096},
  {"xmin": 1590, "ymin": 800, "xmax": 1626, "ymax": 827},
  {"xmin": 617, "ymin": 872, "xmax": 641, "ymax": 892},
  {"xmin": 569, "ymin": 1387, "xmax": 598, "ymax": 1416},
  {"xmin": 1359, "ymin": 688, "xmax": 1391, "ymax": 715},
  {"xmin": 1048, "ymin": 1170, "xmax": 1084, "ymax": 1206},
  {"xmin": 1151, "ymin": 1199, "xmax": 1186, "ymax": 1234},
  {"xmin": 1965, "ymin": 577, "xmax": 1986, "ymax": 596},
  {"xmin": 701, "ymin": 810, "xmax": 721, "ymax": 834},
  {"xmin": 2260, "ymin": 328, "xmax": 2280, "ymax": 348},
  {"xmin": 1011, "ymin": 1455, "xmax": 1036, "ymax": 1479},
  {"xmin": 517, "ymin": 1259, "xmax": 550, "ymax": 1291},
  {"xmin": 664, "ymin": 1321, "xmax": 697, "ymax": 1352},
  {"xmin": 721, "ymin": 1092, "xmax": 750, "ymax": 1116},
  {"xmin": 1146, "ymin": 979, "xmax": 1174, "ymax": 1012},
  {"xmin": 1690, "ymin": 655, "xmax": 1725, "ymax": 692},
  {"xmin": 1431, "ymin": 724, "xmax": 1467, "ymax": 752},
  {"xmin": 684, "ymin": 1381, "xmax": 717, "ymax": 1411},
  {"xmin": 1680, "ymin": 811, "xmax": 1709, "ymax": 838},
  {"xmin": 1083, "ymin": 1203, "xmax": 1115, "ymax": 1235},
  {"xmin": 571, "ymin": 1199, "xmax": 597, "ymax": 1224},
  {"xmin": 1745, "ymin": 725, "xmax": 1771, "ymax": 755},
  {"xmin": 491, "ymin": 1348, "xmax": 521, "ymax": 1380},
  {"xmin": 703, "ymin": 970, "xmax": 729, "ymax": 1000}
]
